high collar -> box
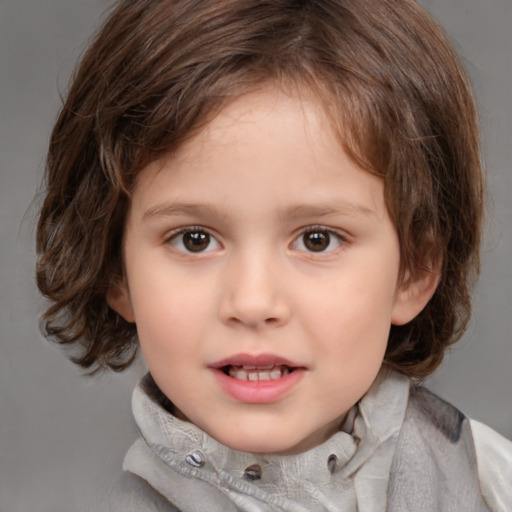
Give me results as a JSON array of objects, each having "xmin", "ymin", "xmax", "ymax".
[{"xmin": 124, "ymin": 367, "xmax": 410, "ymax": 511}]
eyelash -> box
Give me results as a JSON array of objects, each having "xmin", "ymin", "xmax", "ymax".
[{"xmin": 164, "ymin": 225, "xmax": 347, "ymax": 255}]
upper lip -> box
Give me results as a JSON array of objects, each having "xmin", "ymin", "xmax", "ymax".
[{"xmin": 209, "ymin": 353, "xmax": 305, "ymax": 369}]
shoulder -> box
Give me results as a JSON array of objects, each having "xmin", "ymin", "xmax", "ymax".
[
  {"xmin": 470, "ymin": 419, "xmax": 512, "ymax": 512},
  {"xmin": 405, "ymin": 386, "xmax": 512, "ymax": 511},
  {"xmin": 390, "ymin": 385, "xmax": 489, "ymax": 510},
  {"xmin": 407, "ymin": 386, "xmax": 512, "ymax": 510}
]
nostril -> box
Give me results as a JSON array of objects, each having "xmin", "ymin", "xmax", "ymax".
[
  {"xmin": 225, "ymin": 315, "xmax": 282, "ymax": 328},
  {"xmin": 219, "ymin": 290, "xmax": 290, "ymax": 328}
]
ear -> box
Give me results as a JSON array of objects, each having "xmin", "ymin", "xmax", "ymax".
[
  {"xmin": 391, "ymin": 267, "xmax": 440, "ymax": 326},
  {"xmin": 106, "ymin": 279, "xmax": 136, "ymax": 323}
]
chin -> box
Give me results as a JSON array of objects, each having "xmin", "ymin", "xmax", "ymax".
[{"xmin": 213, "ymin": 431, "xmax": 305, "ymax": 455}]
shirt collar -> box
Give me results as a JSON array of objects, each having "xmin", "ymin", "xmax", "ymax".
[{"xmin": 127, "ymin": 367, "xmax": 410, "ymax": 510}]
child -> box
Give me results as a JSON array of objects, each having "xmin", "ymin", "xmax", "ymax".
[{"xmin": 36, "ymin": 0, "xmax": 511, "ymax": 510}]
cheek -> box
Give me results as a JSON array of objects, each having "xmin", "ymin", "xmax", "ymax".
[
  {"xmin": 307, "ymin": 295, "xmax": 391, "ymax": 409},
  {"xmin": 132, "ymin": 281, "xmax": 214, "ymax": 405},
  {"xmin": 301, "ymin": 262, "xmax": 397, "ymax": 363},
  {"xmin": 127, "ymin": 267, "xmax": 214, "ymax": 362}
]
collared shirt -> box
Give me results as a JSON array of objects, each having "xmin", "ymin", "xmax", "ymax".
[{"xmin": 119, "ymin": 368, "xmax": 512, "ymax": 511}]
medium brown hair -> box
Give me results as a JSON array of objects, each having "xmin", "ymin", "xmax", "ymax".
[{"xmin": 36, "ymin": 0, "xmax": 483, "ymax": 377}]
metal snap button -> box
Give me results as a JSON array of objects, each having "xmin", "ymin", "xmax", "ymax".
[
  {"xmin": 185, "ymin": 450, "xmax": 206, "ymax": 468},
  {"xmin": 243, "ymin": 464, "xmax": 262, "ymax": 481},
  {"xmin": 327, "ymin": 453, "xmax": 338, "ymax": 473}
]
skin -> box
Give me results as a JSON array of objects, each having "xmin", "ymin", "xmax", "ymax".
[{"xmin": 108, "ymin": 85, "xmax": 437, "ymax": 455}]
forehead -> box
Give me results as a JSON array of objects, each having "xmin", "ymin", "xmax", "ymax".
[
  {"xmin": 130, "ymin": 84, "xmax": 388, "ymax": 223},
  {"xmin": 174, "ymin": 85, "xmax": 333, "ymax": 166}
]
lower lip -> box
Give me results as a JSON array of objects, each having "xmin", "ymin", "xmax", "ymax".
[{"xmin": 211, "ymin": 368, "xmax": 305, "ymax": 404}]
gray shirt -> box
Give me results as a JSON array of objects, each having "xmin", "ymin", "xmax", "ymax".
[{"xmin": 101, "ymin": 368, "xmax": 511, "ymax": 511}]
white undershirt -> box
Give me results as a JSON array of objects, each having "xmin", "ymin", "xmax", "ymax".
[{"xmin": 471, "ymin": 419, "xmax": 512, "ymax": 512}]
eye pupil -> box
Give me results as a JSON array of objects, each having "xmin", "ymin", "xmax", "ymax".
[
  {"xmin": 183, "ymin": 231, "xmax": 210, "ymax": 252},
  {"xmin": 303, "ymin": 231, "xmax": 330, "ymax": 252}
]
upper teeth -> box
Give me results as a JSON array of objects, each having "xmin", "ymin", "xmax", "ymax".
[
  {"xmin": 242, "ymin": 365, "xmax": 273, "ymax": 370},
  {"xmin": 228, "ymin": 365, "xmax": 290, "ymax": 381}
]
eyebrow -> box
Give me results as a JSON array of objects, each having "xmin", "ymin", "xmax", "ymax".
[
  {"xmin": 284, "ymin": 202, "xmax": 377, "ymax": 220},
  {"xmin": 143, "ymin": 203, "xmax": 220, "ymax": 220},
  {"xmin": 143, "ymin": 201, "xmax": 377, "ymax": 221}
]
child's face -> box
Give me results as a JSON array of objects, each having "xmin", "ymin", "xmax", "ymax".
[{"xmin": 109, "ymin": 85, "xmax": 421, "ymax": 454}]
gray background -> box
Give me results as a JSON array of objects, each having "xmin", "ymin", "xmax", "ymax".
[{"xmin": 0, "ymin": 1, "xmax": 511, "ymax": 510}]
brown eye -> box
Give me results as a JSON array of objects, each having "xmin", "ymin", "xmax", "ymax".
[
  {"xmin": 183, "ymin": 231, "xmax": 210, "ymax": 252},
  {"xmin": 303, "ymin": 231, "xmax": 330, "ymax": 252},
  {"xmin": 291, "ymin": 228, "xmax": 344, "ymax": 253},
  {"xmin": 170, "ymin": 229, "xmax": 221, "ymax": 253}
]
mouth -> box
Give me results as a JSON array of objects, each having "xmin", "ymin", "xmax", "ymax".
[
  {"xmin": 210, "ymin": 353, "xmax": 304, "ymax": 381},
  {"xmin": 209, "ymin": 353, "xmax": 306, "ymax": 403},
  {"xmin": 222, "ymin": 364, "xmax": 294, "ymax": 381}
]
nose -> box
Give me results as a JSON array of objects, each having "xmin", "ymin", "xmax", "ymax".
[{"xmin": 219, "ymin": 250, "xmax": 291, "ymax": 329}]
